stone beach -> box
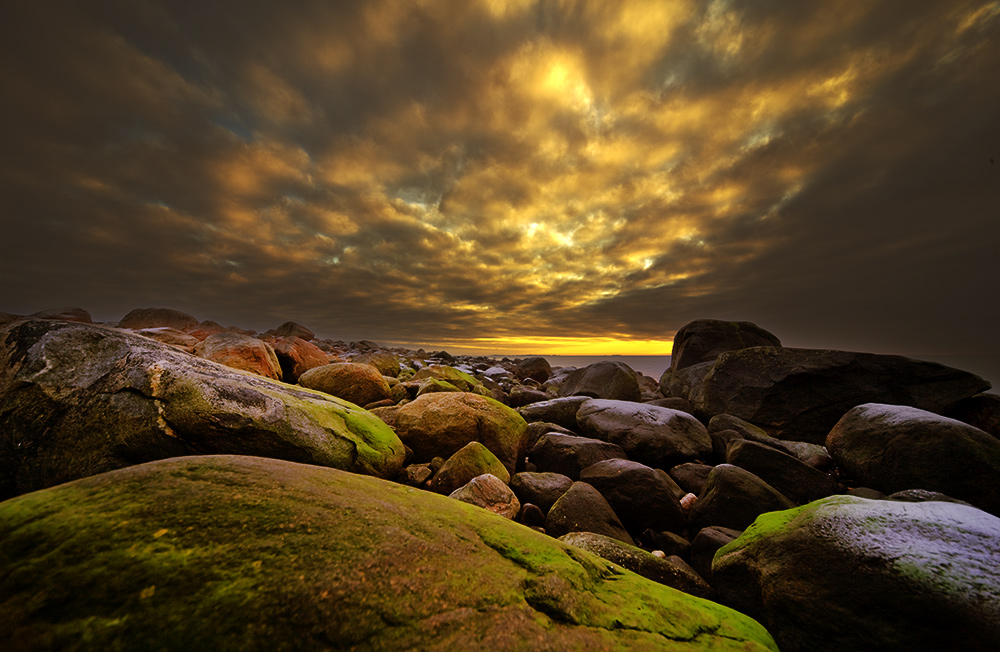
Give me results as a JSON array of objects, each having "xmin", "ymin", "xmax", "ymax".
[{"xmin": 1, "ymin": 308, "xmax": 998, "ymax": 651}]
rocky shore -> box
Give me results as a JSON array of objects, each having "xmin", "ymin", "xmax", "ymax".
[{"xmin": 1, "ymin": 307, "xmax": 998, "ymax": 651}]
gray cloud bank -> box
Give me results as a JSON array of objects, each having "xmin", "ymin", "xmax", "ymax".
[{"xmin": 1, "ymin": 0, "xmax": 998, "ymax": 357}]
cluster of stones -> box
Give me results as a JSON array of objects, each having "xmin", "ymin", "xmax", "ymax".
[{"xmin": 1, "ymin": 308, "xmax": 999, "ymax": 651}]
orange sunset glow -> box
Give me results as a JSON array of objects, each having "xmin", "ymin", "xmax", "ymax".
[{"xmin": 1, "ymin": 0, "xmax": 997, "ymax": 359}]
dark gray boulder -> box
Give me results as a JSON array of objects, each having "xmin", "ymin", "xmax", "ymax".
[
  {"xmin": 659, "ymin": 361, "xmax": 714, "ymax": 400},
  {"xmin": 689, "ymin": 465, "xmax": 795, "ymax": 532},
  {"xmin": 528, "ymin": 433, "xmax": 627, "ymax": 480},
  {"xmin": 713, "ymin": 496, "xmax": 1000, "ymax": 652},
  {"xmin": 518, "ymin": 396, "xmax": 590, "ymax": 431},
  {"xmin": 710, "ymin": 414, "xmax": 833, "ymax": 468},
  {"xmin": 578, "ymin": 459, "xmax": 686, "ymax": 535},
  {"xmin": 669, "ymin": 319, "xmax": 782, "ymax": 372},
  {"xmin": 691, "ymin": 348, "xmax": 990, "ymax": 444},
  {"xmin": 544, "ymin": 481, "xmax": 634, "ymax": 545},
  {"xmin": 826, "ymin": 403, "xmax": 1000, "ymax": 515},
  {"xmin": 557, "ymin": 361, "xmax": 641, "ymax": 402},
  {"xmin": 945, "ymin": 393, "xmax": 1000, "ymax": 439},
  {"xmin": 510, "ymin": 471, "xmax": 573, "ymax": 514},
  {"xmin": 726, "ymin": 439, "xmax": 840, "ymax": 505},
  {"xmin": 576, "ymin": 399, "xmax": 712, "ymax": 468},
  {"xmin": 669, "ymin": 462, "xmax": 715, "ymax": 496},
  {"xmin": 0, "ymin": 319, "xmax": 406, "ymax": 499},
  {"xmin": 515, "ymin": 356, "xmax": 552, "ymax": 383},
  {"xmin": 117, "ymin": 307, "xmax": 199, "ymax": 331},
  {"xmin": 559, "ymin": 532, "xmax": 714, "ymax": 599}
]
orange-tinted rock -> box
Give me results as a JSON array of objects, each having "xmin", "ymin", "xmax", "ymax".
[
  {"xmin": 118, "ymin": 307, "xmax": 199, "ymax": 332},
  {"xmin": 270, "ymin": 321, "xmax": 314, "ymax": 341},
  {"xmin": 265, "ymin": 336, "xmax": 331, "ymax": 382},
  {"xmin": 194, "ymin": 332, "xmax": 282, "ymax": 380},
  {"xmin": 298, "ymin": 363, "xmax": 392, "ymax": 407},
  {"xmin": 134, "ymin": 327, "xmax": 200, "ymax": 352}
]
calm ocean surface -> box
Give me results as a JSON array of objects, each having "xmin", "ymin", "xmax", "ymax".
[{"xmin": 523, "ymin": 354, "xmax": 999, "ymax": 393}]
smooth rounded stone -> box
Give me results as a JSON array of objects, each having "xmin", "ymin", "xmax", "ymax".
[
  {"xmin": 449, "ymin": 473, "xmax": 520, "ymax": 519},
  {"xmin": 185, "ymin": 320, "xmax": 228, "ymax": 340},
  {"xmin": 884, "ymin": 489, "xmax": 974, "ymax": 506},
  {"xmin": 545, "ymin": 481, "xmax": 634, "ymax": 545},
  {"xmin": 413, "ymin": 377, "xmax": 463, "ymax": 397},
  {"xmin": 515, "ymin": 356, "xmax": 552, "ymax": 383},
  {"xmin": 691, "ymin": 348, "xmax": 991, "ymax": 444},
  {"xmin": 578, "ymin": 459, "xmax": 686, "ymax": 535},
  {"xmin": 397, "ymin": 463, "xmax": 434, "ymax": 487},
  {"xmin": 27, "ymin": 306, "xmax": 93, "ymax": 323},
  {"xmin": 266, "ymin": 336, "xmax": 331, "ymax": 382},
  {"xmin": 945, "ymin": 393, "xmax": 1000, "ymax": 439},
  {"xmin": 510, "ymin": 471, "xmax": 573, "ymax": 514},
  {"xmin": 0, "ymin": 455, "xmax": 778, "ymax": 651},
  {"xmin": 523, "ymin": 421, "xmax": 576, "ymax": 455},
  {"xmin": 726, "ymin": 439, "xmax": 840, "ymax": 505},
  {"xmin": 557, "ymin": 361, "xmax": 641, "ymax": 402},
  {"xmin": 118, "ymin": 307, "xmax": 199, "ymax": 331},
  {"xmin": 826, "ymin": 403, "xmax": 1000, "ymax": 515},
  {"xmin": 268, "ymin": 320, "xmax": 315, "ymax": 340},
  {"xmin": 689, "ymin": 464, "xmax": 795, "ymax": 533},
  {"xmin": 508, "ymin": 385, "xmax": 550, "ymax": 408},
  {"xmin": 577, "ymin": 399, "xmax": 712, "ymax": 468},
  {"xmin": 639, "ymin": 529, "xmax": 692, "ymax": 559},
  {"xmin": 669, "ymin": 319, "xmax": 782, "ymax": 372},
  {"xmin": 528, "ymin": 433, "xmax": 627, "ymax": 480},
  {"xmin": 135, "ymin": 327, "xmax": 200, "ymax": 350},
  {"xmin": 298, "ymin": 362, "xmax": 392, "ymax": 407},
  {"xmin": 394, "ymin": 392, "xmax": 528, "ymax": 475},
  {"xmin": 0, "ymin": 320, "xmax": 407, "ymax": 499},
  {"xmin": 669, "ymin": 462, "xmax": 715, "ymax": 496},
  {"xmin": 559, "ymin": 532, "xmax": 714, "ymax": 600},
  {"xmin": 428, "ymin": 441, "xmax": 510, "ymax": 495},
  {"xmin": 690, "ymin": 526, "xmax": 743, "ymax": 581},
  {"xmin": 644, "ymin": 396, "xmax": 698, "ymax": 416},
  {"xmin": 409, "ymin": 364, "xmax": 485, "ymax": 393},
  {"xmin": 660, "ymin": 361, "xmax": 714, "ymax": 401},
  {"xmin": 518, "ymin": 396, "xmax": 590, "ymax": 430},
  {"xmin": 710, "ymin": 414, "xmax": 833, "ymax": 468},
  {"xmin": 354, "ymin": 351, "xmax": 403, "ymax": 377},
  {"xmin": 713, "ymin": 496, "xmax": 1000, "ymax": 652},
  {"xmin": 194, "ymin": 332, "xmax": 282, "ymax": 380},
  {"xmin": 518, "ymin": 502, "xmax": 546, "ymax": 527},
  {"xmin": 710, "ymin": 428, "xmax": 743, "ymax": 461}
]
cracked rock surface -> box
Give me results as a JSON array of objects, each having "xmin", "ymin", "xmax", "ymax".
[
  {"xmin": 0, "ymin": 319, "xmax": 406, "ymax": 499},
  {"xmin": 0, "ymin": 455, "xmax": 778, "ymax": 651}
]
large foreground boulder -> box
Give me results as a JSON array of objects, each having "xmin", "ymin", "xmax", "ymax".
[
  {"xmin": 0, "ymin": 455, "xmax": 778, "ymax": 651},
  {"xmin": 0, "ymin": 320, "xmax": 406, "ymax": 499},
  {"xmin": 690, "ymin": 347, "xmax": 990, "ymax": 443},
  {"xmin": 826, "ymin": 403, "xmax": 1000, "ymax": 515},
  {"xmin": 712, "ymin": 495, "xmax": 1000, "ymax": 652}
]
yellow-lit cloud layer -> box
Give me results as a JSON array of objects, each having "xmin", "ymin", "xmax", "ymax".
[{"xmin": 1, "ymin": 0, "xmax": 998, "ymax": 356}]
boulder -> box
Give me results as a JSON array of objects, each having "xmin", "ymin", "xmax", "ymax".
[
  {"xmin": 134, "ymin": 327, "xmax": 200, "ymax": 351},
  {"xmin": 726, "ymin": 439, "xmax": 840, "ymax": 505},
  {"xmin": 557, "ymin": 361, "xmax": 641, "ymax": 402},
  {"xmin": 518, "ymin": 396, "xmax": 590, "ymax": 431},
  {"xmin": 576, "ymin": 399, "xmax": 712, "ymax": 468},
  {"xmin": 298, "ymin": 362, "xmax": 392, "ymax": 407},
  {"xmin": 0, "ymin": 320, "xmax": 406, "ymax": 499},
  {"xmin": 826, "ymin": 403, "xmax": 1000, "ymax": 515},
  {"xmin": 510, "ymin": 471, "xmax": 573, "ymax": 514},
  {"xmin": 354, "ymin": 351, "xmax": 403, "ymax": 377},
  {"xmin": 508, "ymin": 385, "xmax": 550, "ymax": 408},
  {"xmin": 409, "ymin": 365, "xmax": 484, "ymax": 393},
  {"xmin": 118, "ymin": 307, "xmax": 199, "ymax": 331},
  {"xmin": 0, "ymin": 455, "xmax": 777, "ymax": 651},
  {"xmin": 269, "ymin": 320, "xmax": 314, "ymax": 340},
  {"xmin": 578, "ymin": 459, "xmax": 686, "ymax": 535},
  {"xmin": 428, "ymin": 441, "xmax": 510, "ymax": 495},
  {"xmin": 185, "ymin": 320, "xmax": 228, "ymax": 341},
  {"xmin": 393, "ymin": 392, "xmax": 528, "ymax": 475},
  {"xmin": 27, "ymin": 307, "xmax": 93, "ymax": 323},
  {"xmin": 690, "ymin": 526, "xmax": 743, "ymax": 581},
  {"xmin": 710, "ymin": 414, "xmax": 834, "ymax": 468},
  {"xmin": 638, "ymin": 529, "xmax": 692, "ymax": 559},
  {"xmin": 528, "ymin": 433, "xmax": 627, "ymax": 480},
  {"xmin": 945, "ymin": 393, "xmax": 1000, "ymax": 439},
  {"xmin": 669, "ymin": 319, "xmax": 781, "ymax": 372},
  {"xmin": 559, "ymin": 532, "xmax": 714, "ymax": 599},
  {"xmin": 544, "ymin": 481, "xmax": 634, "ymax": 545},
  {"xmin": 713, "ymin": 495, "xmax": 1000, "ymax": 652},
  {"xmin": 515, "ymin": 356, "xmax": 552, "ymax": 383},
  {"xmin": 689, "ymin": 465, "xmax": 796, "ymax": 532},
  {"xmin": 659, "ymin": 361, "xmax": 714, "ymax": 401},
  {"xmin": 448, "ymin": 473, "xmax": 520, "ymax": 519},
  {"xmin": 194, "ymin": 332, "xmax": 282, "ymax": 381},
  {"xmin": 669, "ymin": 462, "xmax": 715, "ymax": 496},
  {"xmin": 267, "ymin": 336, "xmax": 331, "ymax": 383},
  {"xmin": 691, "ymin": 348, "xmax": 991, "ymax": 444},
  {"xmin": 644, "ymin": 396, "xmax": 699, "ymax": 416}
]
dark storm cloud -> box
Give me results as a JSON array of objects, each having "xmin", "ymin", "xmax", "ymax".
[{"xmin": 1, "ymin": 0, "xmax": 997, "ymax": 356}]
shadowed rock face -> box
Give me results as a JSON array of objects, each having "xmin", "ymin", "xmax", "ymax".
[
  {"xmin": 0, "ymin": 455, "xmax": 779, "ymax": 652},
  {"xmin": 669, "ymin": 319, "xmax": 781, "ymax": 372},
  {"xmin": 0, "ymin": 320, "xmax": 406, "ymax": 499},
  {"xmin": 712, "ymin": 496, "xmax": 1000, "ymax": 652}
]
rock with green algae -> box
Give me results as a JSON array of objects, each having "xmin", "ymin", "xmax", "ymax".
[
  {"xmin": 712, "ymin": 495, "xmax": 1000, "ymax": 652},
  {"xmin": 0, "ymin": 455, "xmax": 778, "ymax": 652},
  {"xmin": 428, "ymin": 441, "xmax": 511, "ymax": 495},
  {"xmin": 0, "ymin": 319, "xmax": 406, "ymax": 500},
  {"xmin": 409, "ymin": 364, "xmax": 487, "ymax": 394}
]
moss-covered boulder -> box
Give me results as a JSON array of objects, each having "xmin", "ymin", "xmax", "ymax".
[
  {"xmin": 428, "ymin": 441, "xmax": 511, "ymax": 495},
  {"xmin": 394, "ymin": 392, "xmax": 528, "ymax": 475},
  {"xmin": 712, "ymin": 495, "xmax": 1000, "ymax": 652},
  {"xmin": 0, "ymin": 455, "xmax": 778, "ymax": 651},
  {"xmin": 409, "ymin": 364, "xmax": 485, "ymax": 393},
  {"xmin": 298, "ymin": 362, "xmax": 393, "ymax": 408},
  {"xmin": 0, "ymin": 320, "xmax": 406, "ymax": 499}
]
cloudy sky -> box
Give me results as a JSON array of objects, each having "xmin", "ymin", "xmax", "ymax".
[{"xmin": 1, "ymin": 0, "xmax": 998, "ymax": 357}]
